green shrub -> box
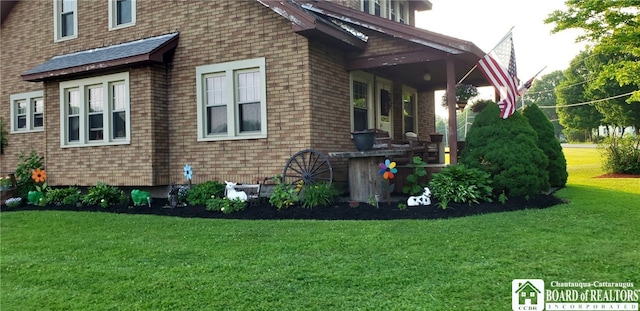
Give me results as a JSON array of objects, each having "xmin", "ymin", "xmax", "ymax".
[
  {"xmin": 402, "ymin": 156, "xmax": 428, "ymax": 196},
  {"xmin": 205, "ymin": 197, "xmax": 247, "ymax": 214},
  {"xmin": 186, "ymin": 181, "xmax": 225, "ymax": 206},
  {"xmin": 82, "ymin": 182, "xmax": 127, "ymax": 208},
  {"xmin": 599, "ymin": 135, "xmax": 640, "ymax": 174},
  {"xmin": 460, "ymin": 102, "xmax": 549, "ymax": 197},
  {"xmin": 523, "ymin": 104, "xmax": 568, "ymax": 187},
  {"xmin": 300, "ymin": 183, "xmax": 338, "ymax": 209},
  {"xmin": 428, "ymin": 164, "xmax": 493, "ymax": 209},
  {"xmin": 45, "ymin": 186, "xmax": 82, "ymax": 205},
  {"xmin": 15, "ymin": 151, "xmax": 44, "ymax": 198},
  {"xmin": 269, "ymin": 182, "xmax": 299, "ymax": 210}
]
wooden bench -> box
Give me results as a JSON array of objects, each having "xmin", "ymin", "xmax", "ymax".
[{"xmin": 371, "ymin": 129, "xmax": 441, "ymax": 164}]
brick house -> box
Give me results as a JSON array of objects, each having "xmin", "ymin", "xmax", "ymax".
[{"xmin": 1, "ymin": 0, "xmax": 487, "ymax": 191}]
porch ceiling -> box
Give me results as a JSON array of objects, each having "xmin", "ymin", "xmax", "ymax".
[{"xmin": 348, "ymin": 51, "xmax": 489, "ymax": 91}]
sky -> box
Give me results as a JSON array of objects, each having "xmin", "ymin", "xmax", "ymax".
[
  {"xmin": 414, "ymin": 0, "xmax": 589, "ymax": 116},
  {"xmin": 415, "ymin": 0, "xmax": 588, "ymax": 81}
]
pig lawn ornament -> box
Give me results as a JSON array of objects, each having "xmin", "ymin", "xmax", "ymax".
[
  {"xmin": 407, "ymin": 187, "xmax": 431, "ymax": 206},
  {"xmin": 225, "ymin": 181, "xmax": 248, "ymax": 202}
]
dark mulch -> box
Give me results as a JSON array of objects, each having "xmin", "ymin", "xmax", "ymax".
[
  {"xmin": 1, "ymin": 194, "xmax": 566, "ymax": 220},
  {"xmin": 594, "ymin": 173, "xmax": 640, "ymax": 178}
]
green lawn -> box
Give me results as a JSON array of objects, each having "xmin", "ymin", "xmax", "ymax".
[{"xmin": 1, "ymin": 148, "xmax": 638, "ymax": 310}]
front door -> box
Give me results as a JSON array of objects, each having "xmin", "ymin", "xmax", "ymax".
[{"xmin": 377, "ymin": 78, "xmax": 392, "ymax": 136}]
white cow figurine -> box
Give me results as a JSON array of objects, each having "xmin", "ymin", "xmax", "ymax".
[
  {"xmin": 407, "ymin": 187, "xmax": 431, "ymax": 206},
  {"xmin": 225, "ymin": 181, "xmax": 248, "ymax": 202}
]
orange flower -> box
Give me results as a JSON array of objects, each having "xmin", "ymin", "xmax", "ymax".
[{"xmin": 32, "ymin": 168, "xmax": 47, "ymax": 183}]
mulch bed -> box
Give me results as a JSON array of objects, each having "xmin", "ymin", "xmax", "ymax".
[
  {"xmin": 1, "ymin": 194, "xmax": 566, "ymax": 220},
  {"xmin": 594, "ymin": 173, "xmax": 640, "ymax": 178}
]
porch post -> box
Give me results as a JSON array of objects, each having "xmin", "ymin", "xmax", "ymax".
[{"xmin": 446, "ymin": 59, "xmax": 458, "ymax": 164}]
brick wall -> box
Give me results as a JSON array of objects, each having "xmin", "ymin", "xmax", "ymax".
[
  {"xmin": 308, "ymin": 41, "xmax": 352, "ymax": 183},
  {"xmin": 1, "ymin": 1, "xmax": 317, "ymax": 186}
]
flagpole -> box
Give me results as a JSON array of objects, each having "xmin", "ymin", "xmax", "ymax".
[
  {"xmin": 519, "ymin": 65, "xmax": 548, "ymax": 110},
  {"xmin": 488, "ymin": 26, "xmax": 515, "ymax": 54},
  {"xmin": 457, "ymin": 26, "xmax": 515, "ymax": 85}
]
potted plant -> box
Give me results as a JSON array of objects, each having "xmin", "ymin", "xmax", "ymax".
[
  {"xmin": 351, "ymin": 129, "xmax": 375, "ymax": 151},
  {"xmin": 429, "ymin": 133, "xmax": 444, "ymax": 143},
  {"xmin": 441, "ymin": 84, "xmax": 479, "ymax": 109},
  {"xmin": 455, "ymin": 84, "xmax": 478, "ymax": 109}
]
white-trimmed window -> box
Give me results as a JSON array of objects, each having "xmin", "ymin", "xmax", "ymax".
[
  {"xmin": 350, "ymin": 71, "xmax": 374, "ymax": 131},
  {"xmin": 361, "ymin": 0, "xmax": 410, "ymax": 24},
  {"xmin": 53, "ymin": 0, "xmax": 77, "ymax": 41},
  {"xmin": 10, "ymin": 91, "xmax": 45, "ymax": 133},
  {"xmin": 402, "ymin": 86, "xmax": 417, "ymax": 134},
  {"xmin": 196, "ymin": 58, "xmax": 267, "ymax": 141},
  {"xmin": 109, "ymin": 0, "xmax": 136, "ymax": 30},
  {"xmin": 59, "ymin": 72, "xmax": 130, "ymax": 147}
]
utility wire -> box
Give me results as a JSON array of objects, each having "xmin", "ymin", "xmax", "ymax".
[
  {"xmin": 537, "ymin": 91, "xmax": 636, "ymax": 108},
  {"xmin": 525, "ymin": 78, "xmax": 595, "ymax": 95}
]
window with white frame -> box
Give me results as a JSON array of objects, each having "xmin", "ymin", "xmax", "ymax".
[
  {"xmin": 361, "ymin": 0, "xmax": 409, "ymax": 24},
  {"xmin": 402, "ymin": 86, "xmax": 417, "ymax": 134},
  {"xmin": 350, "ymin": 71, "xmax": 374, "ymax": 131},
  {"xmin": 10, "ymin": 91, "xmax": 45, "ymax": 133},
  {"xmin": 59, "ymin": 72, "xmax": 130, "ymax": 147},
  {"xmin": 109, "ymin": 0, "xmax": 136, "ymax": 30},
  {"xmin": 53, "ymin": 0, "xmax": 77, "ymax": 41},
  {"xmin": 196, "ymin": 58, "xmax": 267, "ymax": 141}
]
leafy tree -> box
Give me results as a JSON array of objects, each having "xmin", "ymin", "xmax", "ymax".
[
  {"xmin": 556, "ymin": 51, "xmax": 603, "ymax": 141},
  {"xmin": 522, "ymin": 71, "xmax": 566, "ymax": 138},
  {"xmin": 582, "ymin": 51, "xmax": 640, "ymax": 133},
  {"xmin": 523, "ymin": 104, "xmax": 568, "ymax": 187},
  {"xmin": 545, "ymin": 1, "xmax": 640, "ymax": 103},
  {"xmin": 460, "ymin": 102, "xmax": 549, "ymax": 197}
]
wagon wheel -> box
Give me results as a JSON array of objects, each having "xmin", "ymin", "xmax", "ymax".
[{"xmin": 282, "ymin": 149, "xmax": 333, "ymax": 186}]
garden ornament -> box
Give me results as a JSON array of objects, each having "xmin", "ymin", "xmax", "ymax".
[
  {"xmin": 225, "ymin": 181, "xmax": 248, "ymax": 202},
  {"xmin": 407, "ymin": 187, "xmax": 431, "ymax": 206},
  {"xmin": 131, "ymin": 189, "xmax": 151, "ymax": 207}
]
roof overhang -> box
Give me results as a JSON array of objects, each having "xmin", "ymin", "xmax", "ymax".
[
  {"xmin": 256, "ymin": 0, "xmax": 367, "ymax": 51},
  {"xmin": 413, "ymin": 0, "xmax": 433, "ymax": 12},
  {"xmin": 21, "ymin": 33, "xmax": 179, "ymax": 82}
]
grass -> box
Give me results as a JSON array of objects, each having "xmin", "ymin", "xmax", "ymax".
[{"xmin": 1, "ymin": 148, "xmax": 639, "ymax": 310}]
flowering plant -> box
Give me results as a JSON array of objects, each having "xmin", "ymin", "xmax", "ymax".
[
  {"xmin": 441, "ymin": 84, "xmax": 479, "ymax": 106},
  {"xmin": 455, "ymin": 84, "xmax": 479, "ymax": 102}
]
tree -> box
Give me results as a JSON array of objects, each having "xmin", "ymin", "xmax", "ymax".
[
  {"xmin": 556, "ymin": 51, "xmax": 603, "ymax": 141},
  {"xmin": 583, "ymin": 51, "xmax": 640, "ymax": 134},
  {"xmin": 523, "ymin": 104, "xmax": 568, "ymax": 188},
  {"xmin": 522, "ymin": 71, "xmax": 566, "ymax": 138},
  {"xmin": 545, "ymin": 1, "xmax": 640, "ymax": 103},
  {"xmin": 460, "ymin": 102, "xmax": 549, "ymax": 198}
]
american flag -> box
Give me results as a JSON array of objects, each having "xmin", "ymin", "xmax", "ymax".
[{"xmin": 477, "ymin": 32, "xmax": 520, "ymax": 119}]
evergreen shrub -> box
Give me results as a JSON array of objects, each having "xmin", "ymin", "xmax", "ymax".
[
  {"xmin": 523, "ymin": 104, "xmax": 568, "ymax": 187},
  {"xmin": 460, "ymin": 102, "xmax": 550, "ymax": 197}
]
